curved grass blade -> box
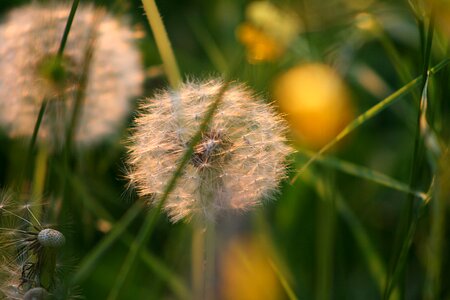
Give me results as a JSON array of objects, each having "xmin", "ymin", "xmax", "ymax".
[
  {"xmin": 291, "ymin": 58, "xmax": 450, "ymax": 184},
  {"xmin": 297, "ymin": 149, "xmax": 427, "ymax": 200},
  {"xmin": 268, "ymin": 259, "xmax": 299, "ymax": 300}
]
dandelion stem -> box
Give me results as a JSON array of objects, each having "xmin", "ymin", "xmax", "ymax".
[
  {"xmin": 20, "ymin": 99, "xmax": 48, "ymax": 189},
  {"xmin": 106, "ymin": 78, "xmax": 233, "ymax": 300},
  {"xmin": 141, "ymin": 0, "xmax": 181, "ymax": 88},
  {"xmin": 19, "ymin": 0, "xmax": 80, "ymax": 191},
  {"xmin": 204, "ymin": 220, "xmax": 216, "ymax": 300},
  {"xmin": 192, "ymin": 225, "xmax": 205, "ymax": 299}
]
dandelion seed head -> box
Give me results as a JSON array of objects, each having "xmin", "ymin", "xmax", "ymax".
[
  {"xmin": 38, "ymin": 229, "xmax": 65, "ymax": 248},
  {"xmin": 127, "ymin": 79, "xmax": 292, "ymax": 222},
  {"xmin": 0, "ymin": 3, "xmax": 144, "ymax": 148}
]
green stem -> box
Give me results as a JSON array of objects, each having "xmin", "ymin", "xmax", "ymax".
[
  {"xmin": 423, "ymin": 151, "xmax": 448, "ymax": 299},
  {"xmin": 383, "ymin": 11, "xmax": 435, "ymax": 300},
  {"xmin": 141, "ymin": 0, "xmax": 182, "ymax": 88},
  {"xmin": 57, "ymin": 0, "xmax": 80, "ymax": 57},
  {"xmin": 204, "ymin": 220, "xmax": 215, "ymax": 300},
  {"xmin": 315, "ymin": 171, "xmax": 336, "ymax": 300},
  {"xmin": 106, "ymin": 76, "xmax": 235, "ymax": 300},
  {"xmin": 192, "ymin": 225, "xmax": 205, "ymax": 300},
  {"xmin": 31, "ymin": 145, "xmax": 49, "ymax": 219}
]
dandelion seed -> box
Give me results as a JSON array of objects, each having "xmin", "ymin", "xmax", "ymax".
[
  {"xmin": 0, "ymin": 3, "xmax": 144, "ymax": 148},
  {"xmin": 126, "ymin": 79, "xmax": 293, "ymax": 222}
]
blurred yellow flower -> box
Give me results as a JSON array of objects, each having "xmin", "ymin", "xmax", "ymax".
[
  {"xmin": 220, "ymin": 237, "xmax": 282, "ymax": 300},
  {"xmin": 273, "ymin": 63, "xmax": 354, "ymax": 149},
  {"xmin": 237, "ymin": 1, "xmax": 301, "ymax": 63},
  {"xmin": 430, "ymin": 0, "xmax": 450, "ymax": 38}
]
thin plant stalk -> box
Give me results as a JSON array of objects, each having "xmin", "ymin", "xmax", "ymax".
[
  {"xmin": 383, "ymin": 11, "xmax": 435, "ymax": 299},
  {"xmin": 204, "ymin": 219, "xmax": 216, "ymax": 300},
  {"xmin": 31, "ymin": 145, "xmax": 49, "ymax": 219},
  {"xmin": 192, "ymin": 225, "xmax": 205, "ymax": 299},
  {"xmin": 141, "ymin": 0, "xmax": 181, "ymax": 88},
  {"xmin": 18, "ymin": 0, "xmax": 80, "ymax": 192},
  {"xmin": 315, "ymin": 170, "xmax": 336, "ymax": 300},
  {"xmin": 423, "ymin": 150, "xmax": 448, "ymax": 299}
]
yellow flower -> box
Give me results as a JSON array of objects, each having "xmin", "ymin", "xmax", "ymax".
[
  {"xmin": 220, "ymin": 237, "xmax": 282, "ymax": 300},
  {"xmin": 273, "ymin": 63, "xmax": 354, "ymax": 149},
  {"xmin": 236, "ymin": 1, "xmax": 301, "ymax": 63}
]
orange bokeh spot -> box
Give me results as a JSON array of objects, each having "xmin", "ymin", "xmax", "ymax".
[{"xmin": 273, "ymin": 63, "xmax": 354, "ymax": 149}]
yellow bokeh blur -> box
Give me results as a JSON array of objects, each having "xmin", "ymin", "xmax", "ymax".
[
  {"xmin": 236, "ymin": 1, "xmax": 300, "ymax": 63},
  {"xmin": 220, "ymin": 237, "xmax": 282, "ymax": 300},
  {"xmin": 236, "ymin": 23, "xmax": 283, "ymax": 63},
  {"xmin": 430, "ymin": 0, "xmax": 450, "ymax": 38},
  {"xmin": 273, "ymin": 63, "xmax": 354, "ymax": 149}
]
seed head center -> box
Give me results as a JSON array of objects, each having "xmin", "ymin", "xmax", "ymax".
[{"xmin": 191, "ymin": 130, "xmax": 231, "ymax": 169}]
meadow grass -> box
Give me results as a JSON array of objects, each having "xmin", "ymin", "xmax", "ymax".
[{"xmin": 0, "ymin": 0, "xmax": 449, "ymax": 299}]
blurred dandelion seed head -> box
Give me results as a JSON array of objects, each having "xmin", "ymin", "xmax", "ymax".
[
  {"xmin": 273, "ymin": 63, "xmax": 354, "ymax": 149},
  {"xmin": 237, "ymin": 1, "xmax": 301, "ymax": 63},
  {"xmin": 126, "ymin": 79, "xmax": 292, "ymax": 222},
  {"xmin": 0, "ymin": 3, "xmax": 144, "ymax": 148}
]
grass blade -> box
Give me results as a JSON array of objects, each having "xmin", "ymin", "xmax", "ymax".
[
  {"xmin": 383, "ymin": 12, "xmax": 436, "ymax": 298},
  {"xmin": 297, "ymin": 149, "xmax": 427, "ymax": 200},
  {"xmin": 141, "ymin": 0, "xmax": 181, "ymax": 88},
  {"xmin": 268, "ymin": 259, "xmax": 299, "ymax": 300}
]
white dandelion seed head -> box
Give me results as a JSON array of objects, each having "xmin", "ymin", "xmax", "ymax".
[
  {"xmin": 0, "ymin": 3, "xmax": 144, "ymax": 148},
  {"xmin": 38, "ymin": 228, "xmax": 65, "ymax": 248},
  {"xmin": 127, "ymin": 79, "xmax": 293, "ymax": 223}
]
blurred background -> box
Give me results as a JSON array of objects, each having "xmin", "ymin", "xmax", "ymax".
[{"xmin": 0, "ymin": 0, "xmax": 449, "ymax": 299}]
